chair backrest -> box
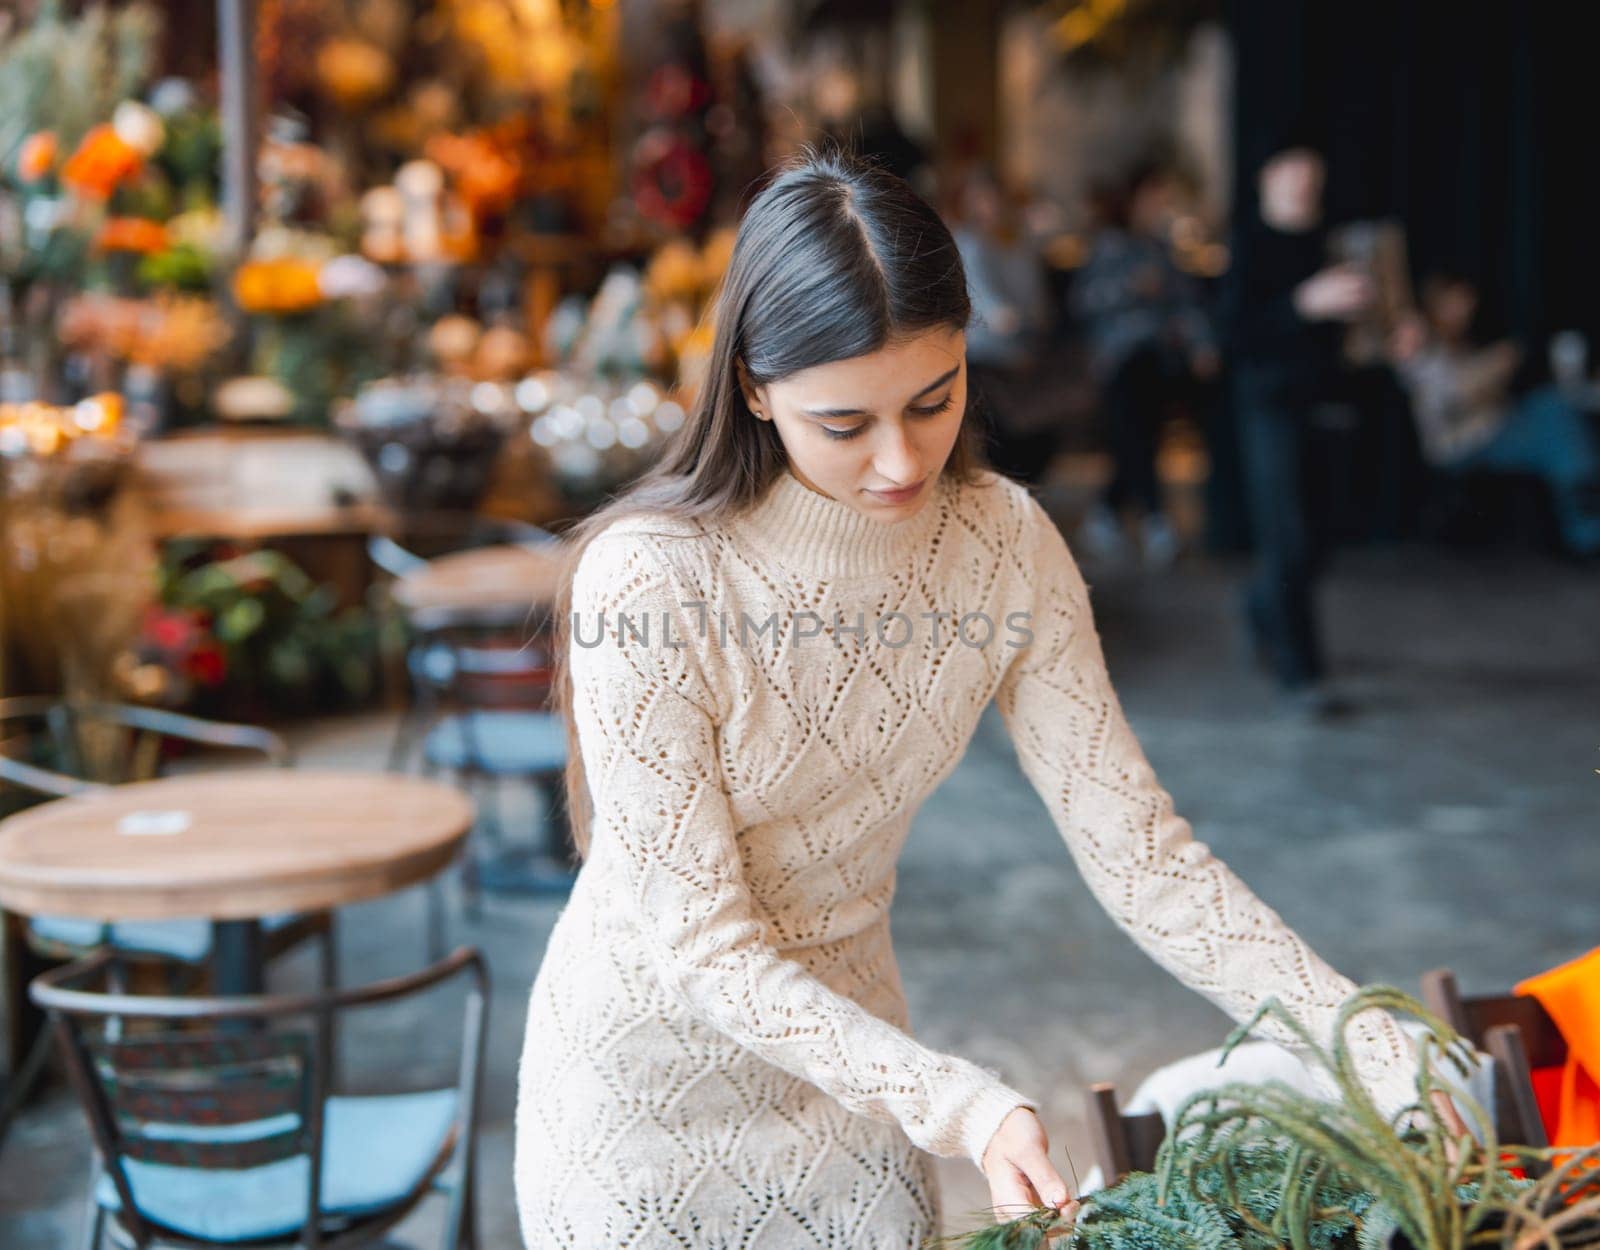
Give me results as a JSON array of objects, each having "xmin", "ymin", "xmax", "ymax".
[
  {"xmin": 0, "ymin": 697, "xmax": 289, "ymax": 800},
  {"xmin": 1421, "ymin": 967, "xmax": 1560, "ymax": 1151},
  {"xmin": 1087, "ymin": 1081, "xmax": 1166, "ymax": 1186},
  {"xmin": 1420, "ymin": 968, "xmax": 1566, "ymax": 1067},
  {"xmin": 411, "ymin": 616, "xmax": 558, "ymax": 715},
  {"xmin": 451, "ymin": 629, "xmax": 558, "ymax": 710},
  {"xmin": 34, "ymin": 946, "xmax": 488, "ymax": 1248},
  {"xmin": 93, "ymin": 1028, "xmax": 317, "ymax": 1171},
  {"xmin": 372, "ymin": 512, "xmax": 563, "ymax": 716}
]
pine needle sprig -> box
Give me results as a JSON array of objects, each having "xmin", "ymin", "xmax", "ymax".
[{"xmin": 926, "ymin": 1205, "xmax": 1066, "ymax": 1250}]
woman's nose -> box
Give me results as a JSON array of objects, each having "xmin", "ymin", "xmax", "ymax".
[{"xmin": 873, "ymin": 426, "xmax": 922, "ymax": 486}]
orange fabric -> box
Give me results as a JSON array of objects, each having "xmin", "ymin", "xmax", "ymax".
[
  {"xmin": 1515, "ymin": 946, "xmax": 1600, "ymax": 1147},
  {"xmin": 1529, "ymin": 1064, "xmax": 1566, "ymax": 1139}
]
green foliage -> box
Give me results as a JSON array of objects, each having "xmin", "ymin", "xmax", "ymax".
[
  {"xmin": 930, "ymin": 987, "xmax": 1600, "ymax": 1250},
  {"xmin": 156, "ymin": 542, "xmax": 376, "ymax": 716},
  {"xmin": 943, "ymin": 1208, "xmax": 1063, "ymax": 1250},
  {"xmin": 1155, "ymin": 989, "xmax": 1509, "ymax": 1250},
  {"xmin": 0, "ymin": 1, "xmax": 161, "ymax": 165},
  {"xmin": 1072, "ymin": 1155, "xmax": 1376, "ymax": 1250},
  {"xmin": 4, "ymin": 211, "xmax": 89, "ymax": 286},
  {"xmin": 137, "ymin": 241, "xmax": 211, "ymax": 292},
  {"xmin": 251, "ymin": 306, "xmax": 387, "ymax": 426},
  {"xmin": 151, "ymin": 109, "xmax": 221, "ymax": 198}
]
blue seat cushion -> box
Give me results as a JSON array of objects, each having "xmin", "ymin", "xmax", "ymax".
[
  {"xmin": 29, "ymin": 912, "xmax": 308, "ymax": 963},
  {"xmin": 422, "ymin": 710, "xmax": 566, "ymax": 775},
  {"xmin": 408, "ymin": 641, "xmax": 456, "ymax": 686},
  {"xmin": 96, "ymin": 1088, "xmax": 457, "ymax": 1243}
]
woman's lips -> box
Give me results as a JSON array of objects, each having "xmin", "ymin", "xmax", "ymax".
[{"xmin": 865, "ymin": 477, "xmax": 927, "ymax": 505}]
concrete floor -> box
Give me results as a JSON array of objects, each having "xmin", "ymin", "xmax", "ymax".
[{"xmin": 3, "ymin": 535, "xmax": 1596, "ymax": 1248}]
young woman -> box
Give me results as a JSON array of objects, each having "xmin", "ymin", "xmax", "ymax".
[{"xmin": 514, "ymin": 150, "xmax": 1421, "ymax": 1249}]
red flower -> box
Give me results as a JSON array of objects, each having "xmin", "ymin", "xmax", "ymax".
[
  {"xmin": 184, "ymin": 642, "xmax": 227, "ymax": 687},
  {"xmin": 143, "ymin": 605, "xmax": 198, "ymax": 652}
]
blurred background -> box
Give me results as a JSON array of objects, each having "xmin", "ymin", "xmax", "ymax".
[{"xmin": 0, "ymin": 1, "xmax": 1595, "ymax": 1246}]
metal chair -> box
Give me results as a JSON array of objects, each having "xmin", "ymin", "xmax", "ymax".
[
  {"xmin": 32, "ymin": 945, "xmax": 487, "ymax": 1250},
  {"xmin": 413, "ymin": 618, "xmax": 572, "ymax": 920},
  {"xmin": 368, "ymin": 514, "xmax": 572, "ymax": 942},
  {"xmin": 367, "ymin": 511, "xmax": 557, "ymax": 776},
  {"xmin": 1421, "ymin": 967, "xmax": 1562, "ymax": 1153},
  {"xmin": 0, "ymin": 698, "xmax": 336, "ymax": 1150}
]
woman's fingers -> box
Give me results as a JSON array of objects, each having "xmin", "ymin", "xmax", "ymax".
[
  {"xmin": 980, "ymin": 1108, "xmax": 1077, "ymax": 1222},
  {"xmin": 988, "ymin": 1164, "xmax": 1041, "ymax": 1221},
  {"xmin": 989, "ymin": 1155, "xmax": 1073, "ymax": 1223},
  {"xmin": 1019, "ymin": 1146, "xmax": 1074, "ymax": 1209}
]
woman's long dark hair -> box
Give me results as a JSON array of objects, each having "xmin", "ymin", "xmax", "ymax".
[{"xmin": 554, "ymin": 146, "xmax": 987, "ymax": 859}]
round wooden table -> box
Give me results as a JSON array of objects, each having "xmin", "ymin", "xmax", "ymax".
[
  {"xmin": 0, "ymin": 771, "xmax": 473, "ymax": 994},
  {"xmin": 392, "ymin": 542, "xmax": 566, "ymax": 627}
]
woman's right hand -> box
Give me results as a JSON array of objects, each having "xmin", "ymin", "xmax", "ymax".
[{"xmin": 980, "ymin": 1106, "xmax": 1078, "ymax": 1224}]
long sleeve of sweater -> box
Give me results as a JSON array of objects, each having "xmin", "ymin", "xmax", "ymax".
[
  {"xmin": 994, "ymin": 500, "xmax": 1419, "ymax": 1118},
  {"xmin": 568, "ymin": 529, "xmax": 1037, "ymax": 1169}
]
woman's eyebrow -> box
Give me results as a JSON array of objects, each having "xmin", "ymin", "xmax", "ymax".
[{"xmin": 802, "ymin": 365, "xmax": 961, "ymax": 418}]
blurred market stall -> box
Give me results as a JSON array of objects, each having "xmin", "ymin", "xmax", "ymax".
[{"xmin": 0, "ymin": 0, "xmax": 762, "ymax": 718}]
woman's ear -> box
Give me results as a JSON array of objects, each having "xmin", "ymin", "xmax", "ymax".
[{"xmin": 734, "ymin": 358, "xmax": 767, "ymax": 419}]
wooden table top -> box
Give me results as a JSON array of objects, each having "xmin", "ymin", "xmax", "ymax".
[
  {"xmin": 392, "ymin": 543, "xmax": 567, "ymax": 616},
  {"xmin": 0, "ymin": 771, "xmax": 473, "ymax": 921},
  {"xmin": 135, "ymin": 429, "xmax": 393, "ymax": 540}
]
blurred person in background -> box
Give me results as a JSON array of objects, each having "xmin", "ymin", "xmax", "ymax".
[
  {"xmin": 951, "ymin": 166, "xmax": 1057, "ymax": 485},
  {"xmin": 1224, "ymin": 145, "xmax": 1372, "ymax": 717},
  {"xmin": 1071, "ymin": 160, "xmax": 1219, "ymax": 567},
  {"xmin": 1393, "ymin": 272, "xmax": 1600, "ymax": 556}
]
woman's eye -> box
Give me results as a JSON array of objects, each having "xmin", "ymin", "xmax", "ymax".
[
  {"xmin": 910, "ymin": 395, "xmax": 955, "ymax": 417},
  {"xmin": 821, "ymin": 424, "xmax": 866, "ymax": 441}
]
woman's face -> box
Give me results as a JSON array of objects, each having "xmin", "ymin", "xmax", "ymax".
[{"xmin": 740, "ymin": 326, "xmax": 968, "ymax": 522}]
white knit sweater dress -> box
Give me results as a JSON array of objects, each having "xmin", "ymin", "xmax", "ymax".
[{"xmin": 514, "ymin": 466, "xmax": 1416, "ymax": 1249}]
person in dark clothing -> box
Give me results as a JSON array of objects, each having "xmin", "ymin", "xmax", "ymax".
[
  {"xmin": 1073, "ymin": 163, "xmax": 1218, "ymax": 566},
  {"xmin": 1225, "ymin": 147, "xmax": 1373, "ymax": 715},
  {"xmin": 952, "ymin": 167, "xmax": 1057, "ymax": 485}
]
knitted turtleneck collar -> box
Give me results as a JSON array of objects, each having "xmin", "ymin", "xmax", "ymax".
[{"xmin": 730, "ymin": 466, "xmax": 950, "ymax": 579}]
